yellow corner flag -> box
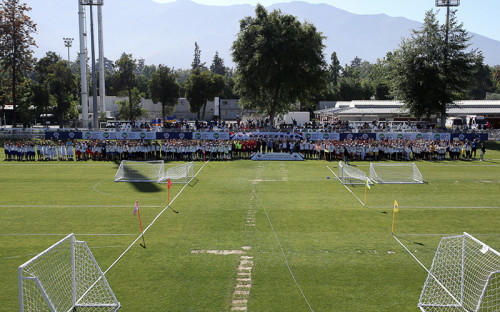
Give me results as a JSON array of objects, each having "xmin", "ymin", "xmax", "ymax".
[
  {"xmin": 363, "ymin": 178, "xmax": 371, "ymax": 206},
  {"xmin": 392, "ymin": 200, "xmax": 399, "ymax": 235}
]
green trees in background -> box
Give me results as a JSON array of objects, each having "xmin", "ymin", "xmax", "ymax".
[
  {"xmin": 231, "ymin": 4, "xmax": 327, "ymax": 125},
  {"xmin": 149, "ymin": 65, "xmax": 180, "ymax": 121},
  {"xmin": 0, "ymin": 0, "xmax": 36, "ymax": 127}
]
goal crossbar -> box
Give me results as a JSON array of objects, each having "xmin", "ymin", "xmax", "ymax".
[{"xmin": 418, "ymin": 232, "xmax": 500, "ymax": 312}]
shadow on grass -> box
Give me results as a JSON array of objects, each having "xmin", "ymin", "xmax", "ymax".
[
  {"xmin": 396, "ymin": 235, "xmax": 425, "ymax": 246},
  {"xmin": 485, "ymin": 141, "xmax": 500, "ymax": 152}
]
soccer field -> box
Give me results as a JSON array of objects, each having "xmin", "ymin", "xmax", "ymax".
[{"xmin": 1, "ymin": 143, "xmax": 499, "ymax": 311}]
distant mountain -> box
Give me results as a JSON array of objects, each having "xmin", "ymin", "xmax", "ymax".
[{"xmin": 27, "ymin": 0, "xmax": 500, "ymax": 68}]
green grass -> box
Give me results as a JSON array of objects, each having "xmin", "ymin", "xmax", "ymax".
[{"xmin": 0, "ymin": 142, "xmax": 499, "ymax": 311}]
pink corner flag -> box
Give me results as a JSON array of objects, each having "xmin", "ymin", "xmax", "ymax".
[{"xmin": 134, "ymin": 200, "xmax": 139, "ymax": 216}]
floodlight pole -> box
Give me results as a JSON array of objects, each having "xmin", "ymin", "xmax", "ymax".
[
  {"xmin": 80, "ymin": 0, "xmax": 103, "ymax": 130},
  {"xmin": 78, "ymin": 2, "xmax": 89, "ymax": 129},
  {"xmin": 63, "ymin": 38, "xmax": 74, "ymax": 63}
]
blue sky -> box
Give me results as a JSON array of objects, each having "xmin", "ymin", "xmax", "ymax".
[{"xmin": 154, "ymin": 0, "xmax": 500, "ymax": 42}]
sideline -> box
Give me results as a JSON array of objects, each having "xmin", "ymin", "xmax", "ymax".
[
  {"xmin": 253, "ymin": 184, "xmax": 314, "ymax": 312},
  {"xmin": 74, "ymin": 160, "xmax": 210, "ymax": 306}
]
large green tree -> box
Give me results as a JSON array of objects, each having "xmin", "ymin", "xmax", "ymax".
[
  {"xmin": 46, "ymin": 61, "xmax": 78, "ymax": 127},
  {"xmin": 0, "ymin": 0, "xmax": 36, "ymax": 127},
  {"xmin": 231, "ymin": 4, "xmax": 327, "ymax": 125},
  {"xmin": 115, "ymin": 53, "xmax": 138, "ymax": 120},
  {"xmin": 149, "ymin": 65, "xmax": 181, "ymax": 120},
  {"xmin": 185, "ymin": 68, "xmax": 225, "ymax": 120},
  {"xmin": 210, "ymin": 51, "xmax": 226, "ymax": 76},
  {"xmin": 389, "ymin": 10, "xmax": 477, "ymax": 123},
  {"xmin": 116, "ymin": 87, "xmax": 147, "ymax": 121},
  {"xmin": 29, "ymin": 52, "xmax": 61, "ymax": 126}
]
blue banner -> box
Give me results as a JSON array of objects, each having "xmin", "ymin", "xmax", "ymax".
[
  {"xmin": 451, "ymin": 133, "xmax": 488, "ymax": 142},
  {"xmin": 45, "ymin": 131, "xmax": 82, "ymax": 140},
  {"xmin": 156, "ymin": 132, "xmax": 193, "ymax": 140}
]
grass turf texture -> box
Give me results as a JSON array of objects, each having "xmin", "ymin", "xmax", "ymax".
[{"xmin": 0, "ymin": 142, "xmax": 498, "ymax": 311}]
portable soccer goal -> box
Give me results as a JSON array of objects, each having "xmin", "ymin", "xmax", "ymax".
[
  {"xmin": 158, "ymin": 162, "xmax": 195, "ymax": 184},
  {"xmin": 18, "ymin": 233, "xmax": 120, "ymax": 312},
  {"xmin": 418, "ymin": 232, "xmax": 500, "ymax": 312},
  {"xmin": 114, "ymin": 160, "xmax": 164, "ymax": 182},
  {"xmin": 338, "ymin": 161, "xmax": 372, "ymax": 185},
  {"xmin": 369, "ymin": 162, "xmax": 423, "ymax": 184}
]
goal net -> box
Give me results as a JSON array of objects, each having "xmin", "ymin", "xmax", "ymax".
[
  {"xmin": 114, "ymin": 160, "xmax": 164, "ymax": 182},
  {"xmin": 158, "ymin": 162, "xmax": 195, "ymax": 184},
  {"xmin": 338, "ymin": 161, "xmax": 372, "ymax": 185},
  {"xmin": 369, "ymin": 162, "xmax": 423, "ymax": 184},
  {"xmin": 418, "ymin": 232, "xmax": 500, "ymax": 312},
  {"xmin": 18, "ymin": 234, "xmax": 120, "ymax": 312}
]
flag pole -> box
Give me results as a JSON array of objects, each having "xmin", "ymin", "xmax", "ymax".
[
  {"xmin": 364, "ymin": 183, "xmax": 367, "ymax": 206},
  {"xmin": 391, "ymin": 208, "xmax": 396, "ymax": 236},
  {"xmin": 137, "ymin": 208, "xmax": 146, "ymax": 248},
  {"xmin": 392, "ymin": 200, "xmax": 399, "ymax": 236},
  {"xmin": 135, "ymin": 200, "xmax": 146, "ymax": 248}
]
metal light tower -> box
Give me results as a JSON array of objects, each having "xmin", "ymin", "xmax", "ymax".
[
  {"xmin": 79, "ymin": 0, "xmax": 103, "ymax": 130},
  {"xmin": 63, "ymin": 38, "xmax": 74, "ymax": 63}
]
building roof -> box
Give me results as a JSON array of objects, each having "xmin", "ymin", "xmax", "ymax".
[{"xmin": 314, "ymin": 100, "xmax": 500, "ymax": 117}]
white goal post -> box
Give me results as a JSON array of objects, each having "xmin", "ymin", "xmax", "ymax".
[
  {"xmin": 114, "ymin": 160, "xmax": 164, "ymax": 182},
  {"xmin": 369, "ymin": 162, "xmax": 423, "ymax": 184},
  {"xmin": 418, "ymin": 232, "xmax": 500, "ymax": 312},
  {"xmin": 338, "ymin": 161, "xmax": 372, "ymax": 185},
  {"xmin": 158, "ymin": 162, "xmax": 195, "ymax": 184},
  {"xmin": 18, "ymin": 233, "xmax": 120, "ymax": 312}
]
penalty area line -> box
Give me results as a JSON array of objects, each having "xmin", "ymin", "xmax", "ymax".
[{"xmin": 326, "ymin": 165, "xmax": 365, "ymax": 207}]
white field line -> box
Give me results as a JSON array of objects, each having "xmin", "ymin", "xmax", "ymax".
[
  {"xmin": 326, "ymin": 165, "xmax": 365, "ymax": 207},
  {"xmin": 342, "ymin": 163, "xmax": 500, "ymax": 167},
  {"xmin": 370, "ymin": 206, "xmax": 500, "ymax": 209},
  {"xmin": 398, "ymin": 233, "xmax": 500, "ymax": 237},
  {"xmin": 0, "ymin": 205, "xmax": 164, "ymax": 208},
  {"xmin": 0, "ymin": 163, "xmax": 112, "ymax": 166},
  {"xmin": 253, "ymin": 184, "xmax": 314, "ymax": 312},
  {"xmin": 0, "ymin": 233, "xmax": 135, "ymax": 236},
  {"xmin": 75, "ymin": 160, "xmax": 210, "ymax": 306}
]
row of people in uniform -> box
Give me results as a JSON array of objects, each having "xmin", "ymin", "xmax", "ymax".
[{"xmin": 3, "ymin": 138, "xmax": 483, "ymax": 162}]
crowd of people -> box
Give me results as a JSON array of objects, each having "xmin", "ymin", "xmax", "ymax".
[{"xmin": 3, "ymin": 137, "xmax": 487, "ymax": 162}]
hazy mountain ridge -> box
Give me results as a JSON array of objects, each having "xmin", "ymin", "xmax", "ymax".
[{"xmin": 28, "ymin": 0, "xmax": 500, "ymax": 67}]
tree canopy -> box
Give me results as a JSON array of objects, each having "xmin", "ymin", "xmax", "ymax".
[
  {"xmin": 149, "ymin": 65, "xmax": 180, "ymax": 120},
  {"xmin": 0, "ymin": 0, "xmax": 37, "ymax": 127},
  {"xmin": 231, "ymin": 4, "xmax": 327, "ymax": 125},
  {"xmin": 185, "ymin": 68, "xmax": 225, "ymax": 120},
  {"xmin": 388, "ymin": 10, "xmax": 478, "ymax": 122}
]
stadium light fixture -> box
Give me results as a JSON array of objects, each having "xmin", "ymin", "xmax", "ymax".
[{"xmin": 63, "ymin": 38, "xmax": 74, "ymax": 63}]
